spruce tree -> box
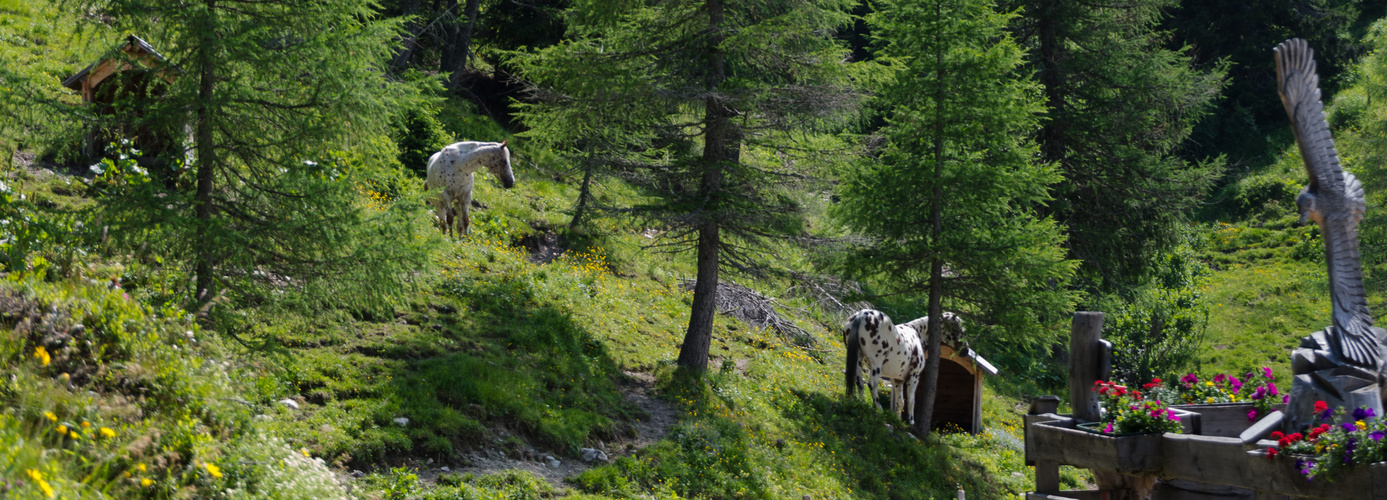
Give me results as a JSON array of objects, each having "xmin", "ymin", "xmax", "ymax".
[
  {"xmin": 836, "ymin": 0, "xmax": 1076, "ymax": 435},
  {"xmin": 1008, "ymin": 0, "xmax": 1227, "ymax": 294},
  {"xmin": 81, "ymin": 0, "xmax": 436, "ymax": 312},
  {"xmin": 514, "ymin": 0, "xmax": 857, "ymax": 374}
]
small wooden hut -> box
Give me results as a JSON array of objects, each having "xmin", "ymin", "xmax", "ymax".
[
  {"xmin": 61, "ymin": 35, "xmax": 176, "ymax": 160},
  {"xmin": 918, "ymin": 342, "xmax": 998, "ymax": 434}
]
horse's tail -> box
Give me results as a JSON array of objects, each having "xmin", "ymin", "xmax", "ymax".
[{"xmin": 844, "ymin": 313, "xmax": 861, "ymax": 399}]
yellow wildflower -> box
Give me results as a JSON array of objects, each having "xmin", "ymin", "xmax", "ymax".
[
  {"xmin": 1358, "ymin": 421, "xmax": 1368, "ymax": 431},
  {"xmin": 33, "ymin": 346, "xmax": 50, "ymax": 366},
  {"xmin": 70, "ymin": 431, "xmax": 79, "ymax": 439},
  {"xmin": 43, "ymin": 411, "xmax": 56, "ymax": 422},
  {"xmin": 56, "ymin": 425, "xmax": 67, "ymax": 435},
  {"xmin": 141, "ymin": 478, "xmax": 153, "ymax": 487},
  {"xmin": 26, "ymin": 469, "xmax": 53, "ymax": 498},
  {"xmin": 136, "ymin": 463, "xmax": 146, "ymax": 472},
  {"xmin": 80, "ymin": 421, "xmax": 90, "ymax": 428},
  {"xmin": 1205, "ymin": 381, "xmax": 1214, "ymax": 387},
  {"xmin": 205, "ymin": 462, "xmax": 222, "ymax": 478},
  {"xmin": 99, "ymin": 427, "xmax": 116, "ymax": 438}
]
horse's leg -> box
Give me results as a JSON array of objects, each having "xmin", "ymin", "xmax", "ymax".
[
  {"xmin": 867, "ymin": 362, "xmax": 885, "ymax": 411},
  {"xmin": 460, "ymin": 176, "xmax": 474, "ymax": 235}
]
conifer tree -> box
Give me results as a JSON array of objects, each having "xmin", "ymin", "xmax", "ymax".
[
  {"xmin": 836, "ymin": 0, "xmax": 1076, "ymax": 435},
  {"xmin": 514, "ymin": 0, "xmax": 858, "ymax": 374},
  {"xmin": 1008, "ymin": 0, "xmax": 1227, "ymax": 294},
  {"xmin": 81, "ymin": 0, "xmax": 436, "ymax": 311}
]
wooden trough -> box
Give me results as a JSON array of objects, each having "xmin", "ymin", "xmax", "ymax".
[{"xmin": 1026, "ymin": 312, "xmax": 1387, "ymax": 499}]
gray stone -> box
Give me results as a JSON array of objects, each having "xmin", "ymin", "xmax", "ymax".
[
  {"xmin": 351, "ymin": 470, "xmax": 365, "ymax": 478},
  {"xmin": 547, "ymin": 458, "xmax": 561, "ymax": 468},
  {"xmin": 392, "ymin": 417, "xmax": 409, "ymax": 426},
  {"xmin": 278, "ymin": 398, "xmax": 300, "ymax": 410},
  {"xmin": 580, "ymin": 448, "xmax": 609, "ymax": 463}
]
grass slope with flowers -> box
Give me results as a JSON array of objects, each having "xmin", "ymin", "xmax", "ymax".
[
  {"xmin": 0, "ymin": 5, "xmax": 1088, "ymax": 497},
  {"xmin": 0, "ymin": 138, "xmax": 1095, "ymax": 498}
]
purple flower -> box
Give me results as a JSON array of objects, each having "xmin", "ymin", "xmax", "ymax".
[
  {"xmin": 1104, "ymin": 422, "xmax": 1113, "ymax": 434},
  {"xmin": 1370, "ymin": 431, "xmax": 1384, "ymax": 441},
  {"xmin": 1343, "ymin": 422, "xmax": 1359, "ymax": 433},
  {"xmin": 1323, "ymin": 408, "xmax": 1335, "ymax": 422},
  {"xmin": 1251, "ymin": 386, "xmax": 1267, "ymax": 400},
  {"xmin": 1232, "ymin": 377, "xmax": 1244, "ymax": 393},
  {"xmin": 1248, "ymin": 409, "xmax": 1259, "ymax": 422},
  {"xmin": 1299, "ymin": 459, "xmax": 1317, "ymax": 481},
  {"xmin": 1214, "ymin": 373, "xmax": 1227, "ymax": 384},
  {"xmin": 1354, "ymin": 407, "xmax": 1377, "ymax": 421},
  {"xmin": 1263, "ymin": 366, "xmax": 1274, "ymax": 378},
  {"xmin": 1268, "ymin": 382, "xmax": 1278, "ymax": 397},
  {"xmin": 1284, "ymin": 394, "xmax": 1291, "ymax": 404},
  {"xmin": 1180, "ymin": 373, "xmax": 1199, "ymax": 385}
]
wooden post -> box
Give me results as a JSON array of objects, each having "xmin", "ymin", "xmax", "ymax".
[{"xmin": 1068, "ymin": 312, "xmax": 1104, "ymax": 422}]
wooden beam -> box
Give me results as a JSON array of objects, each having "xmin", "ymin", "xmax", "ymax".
[{"xmin": 1068, "ymin": 312, "xmax": 1104, "ymax": 422}]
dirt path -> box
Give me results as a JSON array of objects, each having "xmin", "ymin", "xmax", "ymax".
[{"xmin": 387, "ymin": 370, "xmax": 679, "ymax": 490}]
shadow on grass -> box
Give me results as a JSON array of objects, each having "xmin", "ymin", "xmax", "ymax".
[
  {"xmin": 246, "ymin": 275, "xmax": 645, "ymax": 469},
  {"xmin": 778, "ymin": 389, "xmax": 1009, "ymax": 499}
]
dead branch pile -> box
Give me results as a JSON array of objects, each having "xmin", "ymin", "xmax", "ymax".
[
  {"xmin": 679, "ymin": 279, "xmax": 814, "ymax": 345},
  {"xmin": 785, "ymin": 272, "xmax": 872, "ymax": 317}
]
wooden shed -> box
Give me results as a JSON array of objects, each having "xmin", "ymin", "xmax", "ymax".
[
  {"xmin": 916, "ymin": 342, "xmax": 998, "ymax": 434},
  {"xmin": 61, "ymin": 35, "xmax": 177, "ymax": 161}
]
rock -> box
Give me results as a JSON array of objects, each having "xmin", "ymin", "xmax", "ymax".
[
  {"xmin": 426, "ymin": 458, "xmax": 434, "ymax": 465},
  {"xmin": 547, "ymin": 458, "xmax": 561, "ymax": 468},
  {"xmin": 580, "ymin": 448, "xmax": 609, "ymax": 463},
  {"xmin": 884, "ymin": 424, "xmax": 892, "ymax": 431},
  {"xmin": 440, "ymin": 467, "xmax": 450, "ymax": 472},
  {"xmin": 1011, "ymin": 472, "xmax": 1024, "ymax": 478},
  {"xmin": 351, "ymin": 470, "xmax": 365, "ymax": 478},
  {"xmin": 279, "ymin": 399, "xmax": 300, "ymax": 410},
  {"xmin": 392, "ymin": 417, "xmax": 409, "ymax": 426}
]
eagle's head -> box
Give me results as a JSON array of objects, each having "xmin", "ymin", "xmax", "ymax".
[{"xmin": 1298, "ymin": 186, "xmax": 1323, "ymax": 226}]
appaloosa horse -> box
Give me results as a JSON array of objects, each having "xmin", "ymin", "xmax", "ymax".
[
  {"xmin": 425, "ymin": 140, "xmax": 515, "ymax": 236},
  {"xmin": 843, "ymin": 309, "xmax": 965, "ymax": 424}
]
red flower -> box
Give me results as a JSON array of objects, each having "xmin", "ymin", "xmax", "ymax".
[
  {"xmin": 1270, "ymin": 431, "xmax": 1284, "ymax": 440},
  {"xmin": 1315, "ymin": 401, "xmax": 1328, "ymax": 414},
  {"xmin": 1266, "ymin": 447, "xmax": 1279, "ymax": 459}
]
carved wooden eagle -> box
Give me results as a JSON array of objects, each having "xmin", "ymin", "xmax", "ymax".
[{"xmin": 1276, "ymin": 38, "xmax": 1381, "ymax": 368}]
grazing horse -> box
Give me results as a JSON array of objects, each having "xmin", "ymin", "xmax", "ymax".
[
  {"xmin": 425, "ymin": 140, "xmax": 515, "ymax": 236},
  {"xmin": 843, "ymin": 309, "xmax": 965, "ymax": 424}
]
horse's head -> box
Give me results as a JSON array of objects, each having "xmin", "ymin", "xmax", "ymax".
[{"xmin": 489, "ymin": 140, "xmax": 515, "ymax": 189}]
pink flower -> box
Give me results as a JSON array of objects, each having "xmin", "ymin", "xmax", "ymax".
[
  {"xmin": 1263, "ymin": 367, "xmax": 1274, "ymax": 378},
  {"xmin": 1104, "ymin": 422, "xmax": 1114, "ymax": 434},
  {"xmin": 1248, "ymin": 409, "xmax": 1259, "ymax": 422}
]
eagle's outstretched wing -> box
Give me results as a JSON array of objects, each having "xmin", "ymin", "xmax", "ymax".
[{"xmin": 1276, "ymin": 38, "xmax": 1380, "ymax": 368}]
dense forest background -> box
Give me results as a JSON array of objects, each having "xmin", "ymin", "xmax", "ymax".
[{"xmin": 5, "ymin": 0, "xmax": 1387, "ymax": 497}]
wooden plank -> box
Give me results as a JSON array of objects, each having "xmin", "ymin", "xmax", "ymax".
[
  {"xmin": 1238, "ymin": 410, "xmax": 1284, "ymax": 444},
  {"xmin": 1373, "ymin": 461, "xmax": 1387, "ymax": 500},
  {"xmin": 1025, "ymin": 413, "xmax": 1068, "ymax": 465},
  {"xmin": 1069, "ymin": 312, "xmax": 1104, "ymax": 422},
  {"xmin": 1160, "ymin": 434, "xmax": 1251, "ymax": 486},
  {"xmin": 1242, "ymin": 449, "xmax": 1371, "ymax": 499},
  {"xmin": 1035, "ymin": 460, "xmax": 1059, "ymax": 494},
  {"xmin": 1154, "ymin": 479, "xmax": 1254, "ymax": 499},
  {"xmin": 1030, "ymin": 419, "xmax": 1162, "ymax": 473},
  {"xmin": 1026, "ymin": 491, "xmax": 1103, "ymax": 500}
]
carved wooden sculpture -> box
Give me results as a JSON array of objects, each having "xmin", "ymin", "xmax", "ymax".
[{"xmin": 1276, "ymin": 38, "xmax": 1387, "ymax": 430}]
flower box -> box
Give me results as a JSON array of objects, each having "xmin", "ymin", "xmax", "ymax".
[
  {"xmin": 1029, "ymin": 417, "xmax": 1165, "ymax": 474},
  {"xmin": 1171, "ymin": 402, "xmax": 1285, "ymax": 438},
  {"xmin": 1245, "ymin": 449, "xmax": 1387, "ymax": 499}
]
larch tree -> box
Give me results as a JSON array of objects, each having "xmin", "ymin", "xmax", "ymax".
[
  {"xmin": 514, "ymin": 0, "xmax": 859, "ymax": 375},
  {"xmin": 1007, "ymin": 0, "xmax": 1227, "ymax": 294},
  {"xmin": 836, "ymin": 0, "xmax": 1076, "ymax": 435},
  {"xmin": 81, "ymin": 0, "xmax": 436, "ymax": 312}
]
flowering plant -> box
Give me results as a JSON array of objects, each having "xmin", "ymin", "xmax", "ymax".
[
  {"xmin": 1270, "ymin": 402, "xmax": 1387, "ymax": 482},
  {"xmin": 1143, "ymin": 367, "xmax": 1284, "ymax": 421},
  {"xmin": 1093, "ymin": 380, "xmax": 1182, "ymax": 435}
]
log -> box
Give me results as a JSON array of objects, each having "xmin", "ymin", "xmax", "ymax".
[{"xmin": 1069, "ymin": 312, "xmax": 1104, "ymax": 422}]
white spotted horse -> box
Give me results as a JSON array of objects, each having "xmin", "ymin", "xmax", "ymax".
[
  {"xmin": 425, "ymin": 140, "xmax": 515, "ymax": 236},
  {"xmin": 843, "ymin": 309, "xmax": 966, "ymax": 424}
]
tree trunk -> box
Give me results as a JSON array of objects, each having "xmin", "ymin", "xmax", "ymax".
[
  {"xmin": 391, "ymin": 0, "xmax": 423, "ymax": 69},
  {"xmin": 570, "ymin": 146, "xmax": 596, "ymax": 230},
  {"xmin": 194, "ymin": 0, "xmax": 219, "ymax": 303},
  {"xmin": 913, "ymin": 0, "xmax": 946, "ymax": 437},
  {"xmin": 676, "ymin": 0, "xmax": 733, "ymax": 376},
  {"xmin": 441, "ymin": 0, "xmax": 482, "ymax": 90},
  {"xmin": 1036, "ymin": 0, "xmax": 1064, "ymax": 166}
]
